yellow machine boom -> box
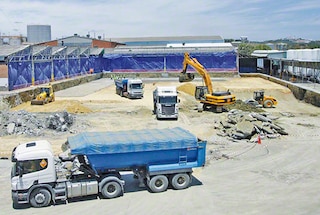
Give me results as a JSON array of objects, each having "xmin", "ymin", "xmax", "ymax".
[{"xmin": 179, "ymin": 52, "xmax": 236, "ymax": 112}]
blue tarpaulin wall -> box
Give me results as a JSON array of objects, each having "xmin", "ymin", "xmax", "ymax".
[
  {"xmin": 103, "ymin": 52, "xmax": 237, "ymax": 72},
  {"xmin": 8, "ymin": 61, "xmax": 32, "ymax": 90},
  {"xmin": 34, "ymin": 62, "xmax": 52, "ymax": 84},
  {"xmin": 7, "ymin": 51, "xmax": 237, "ymax": 91},
  {"xmin": 53, "ymin": 59, "xmax": 67, "ymax": 80}
]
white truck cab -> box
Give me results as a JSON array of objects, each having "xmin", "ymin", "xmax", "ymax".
[
  {"xmin": 153, "ymin": 86, "xmax": 179, "ymax": 120},
  {"xmin": 11, "ymin": 140, "xmax": 57, "ymax": 205}
]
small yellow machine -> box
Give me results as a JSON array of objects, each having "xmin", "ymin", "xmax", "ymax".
[
  {"xmin": 253, "ymin": 90, "xmax": 277, "ymax": 108},
  {"xmin": 31, "ymin": 84, "xmax": 55, "ymax": 105}
]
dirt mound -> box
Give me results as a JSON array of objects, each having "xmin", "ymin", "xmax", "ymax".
[
  {"xmin": 11, "ymin": 100, "xmax": 92, "ymax": 114},
  {"xmin": 177, "ymin": 83, "xmax": 196, "ymax": 96}
]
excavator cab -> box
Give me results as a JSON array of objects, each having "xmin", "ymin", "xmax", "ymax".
[{"xmin": 195, "ymin": 86, "xmax": 209, "ymax": 100}]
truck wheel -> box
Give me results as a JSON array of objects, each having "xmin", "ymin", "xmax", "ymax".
[
  {"xmin": 101, "ymin": 181, "xmax": 122, "ymax": 199},
  {"xmin": 263, "ymin": 100, "xmax": 273, "ymax": 108},
  {"xmin": 171, "ymin": 173, "xmax": 190, "ymax": 190},
  {"xmin": 148, "ymin": 175, "xmax": 168, "ymax": 193},
  {"xmin": 29, "ymin": 188, "xmax": 51, "ymax": 208}
]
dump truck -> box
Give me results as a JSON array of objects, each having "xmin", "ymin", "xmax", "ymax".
[
  {"xmin": 11, "ymin": 127, "xmax": 206, "ymax": 208},
  {"xmin": 153, "ymin": 86, "xmax": 179, "ymax": 120},
  {"xmin": 31, "ymin": 84, "xmax": 55, "ymax": 105},
  {"xmin": 114, "ymin": 78, "xmax": 144, "ymax": 98}
]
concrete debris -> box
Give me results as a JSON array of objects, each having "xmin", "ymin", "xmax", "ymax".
[
  {"xmin": 217, "ymin": 109, "xmax": 288, "ymax": 141},
  {"xmin": 0, "ymin": 110, "xmax": 74, "ymax": 136}
]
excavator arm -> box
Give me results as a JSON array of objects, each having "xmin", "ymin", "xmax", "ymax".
[
  {"xmin": 178, "ymin": 52, "xmax": 236, "ymax": 112},
  {"xmin": 179, "ymin": 53, "xmax": 213, "ymax": 94}
]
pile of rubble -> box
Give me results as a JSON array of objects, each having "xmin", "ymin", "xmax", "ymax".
[
  {"xmin": 0, "ymin": 110, "xmax": 74, "ymax": 136},
  {"xmin": 215, "ymin": 109, "xmax": 288, "ymax": 142}
]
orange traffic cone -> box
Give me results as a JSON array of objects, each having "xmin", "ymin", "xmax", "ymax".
[{"xmin": 257, "ymin": 134, "xmax": 262, "ymax": 144}]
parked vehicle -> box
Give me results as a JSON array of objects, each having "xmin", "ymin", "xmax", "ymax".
[
  {"xmin": 11, "ymin": 127, "xmax": 206, "ymax": 208},
  {"xmin": 153, "ymin": 86, "xmax": 179, "ymax": 119},
  {"xmin": 114, "ymin": 78, "xmax": 144, "ymax": 98}
]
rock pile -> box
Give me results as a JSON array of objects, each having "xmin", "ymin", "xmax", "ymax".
[
  {"xmin": 0, "ymin": 110, "xmax": 74, "ymax": 136},
  {"xmin": 215, "ymin": 109, "xmax": 288, "ymax": 142}
]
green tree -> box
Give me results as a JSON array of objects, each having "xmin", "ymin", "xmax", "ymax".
[
  {"xmin": 238, "ymin": 43, "xmax": 272, "ymax": 57},
  {"xmin": 238, "ymin": 43, "xmax": 255, "ymax": 57}
]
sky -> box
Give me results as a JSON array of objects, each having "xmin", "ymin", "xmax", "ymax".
[{"xmin": 0, "ymin": 0, "xmax": 320, "ymax": 42}]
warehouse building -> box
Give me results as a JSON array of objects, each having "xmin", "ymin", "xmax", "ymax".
[{"xmin": 1, "ymin": 35, "xmax": 238, "ymax": 91}]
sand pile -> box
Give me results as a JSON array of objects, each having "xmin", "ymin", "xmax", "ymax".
[
  {"xmin": 177, "ymin": 83, "xmax": 196, "ymax": 96},
  {"xmin": 11, "ymin": 100, "xmax": 92, "ymax": 114}
]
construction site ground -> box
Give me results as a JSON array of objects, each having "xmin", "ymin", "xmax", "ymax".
[{"xmin": 1, "ymin": 76, "xmax": 320, "ymax": 215}]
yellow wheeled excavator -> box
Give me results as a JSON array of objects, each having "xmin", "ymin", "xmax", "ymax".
[{"xmin": 179, "ymin": 52, "xmax": 236, "ymax": 112}]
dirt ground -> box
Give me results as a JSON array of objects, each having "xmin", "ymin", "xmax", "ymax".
[{"xmin": 1, "ymin": 77, "xmax": 320, "ymax": 215}]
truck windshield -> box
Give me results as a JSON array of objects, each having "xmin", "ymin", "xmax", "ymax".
[
  {"xmin": 130, "ymin": 84, "xmax": 142, "ymax": 89},
  {"xmin": 159, "ymin": 96, "xmax": 177, "ymax": 104},
  {"xmin": 12, "ymin": 159, "xmax": 48, "ymax": 176}
]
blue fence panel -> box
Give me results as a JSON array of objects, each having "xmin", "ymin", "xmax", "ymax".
[
  {"xmin": 8, "ymin": 61, "xmax": 32, "ymax": 90},
  {"xmin": 80, "ymin": 58, "xmax": 90, "ymax": 74},
  {"xmin": 53, "ymin": 59, "xmax": 67, "ymax": 80},
  {"xmin": 68, "ymin": 59, "xmax": 80, "ymax": 77},
  {"xmin": 166, "ymin": 54, "xmax": 184, "ymax": 71},
  {"xmin": 104, "ymin": 52, "xmax": 237, "ymax": 73},
  {"xmin": 34, "ymin": 62, "xmax": 52, "ymax": 85}
]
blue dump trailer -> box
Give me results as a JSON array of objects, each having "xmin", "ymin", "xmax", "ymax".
[{"xmin": 11, "ymin": 127, "xmax": 206, "ymax": 208}]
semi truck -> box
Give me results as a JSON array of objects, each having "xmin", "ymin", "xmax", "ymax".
[
  {"xmin": 114, "ymin": 78, "xmax": 144, "ymax": 99},
  {"xmin": 153, "ymin": 86, "xmax": 179, "ymax": 120},
  {"xmin": 11, "ymin": 127, "xmax": 206, "ymax": 208}
]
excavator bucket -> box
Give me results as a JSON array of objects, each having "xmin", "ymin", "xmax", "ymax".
[{"xmin": 179, "ymin": 73, "xmax": 195, "ymax": 83}]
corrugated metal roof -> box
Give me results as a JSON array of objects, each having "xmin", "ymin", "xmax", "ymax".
[
  {"xmin": 103, "ymin": 44, "xmax": 235, "ymax": 54},
  {"xmin": 90, "ymin": 48, "xmax": 104, "ymax": 55},
  {"xmin": 0, "ymin": 45, "xmax": 30, "ymax": 59},
  {"xmin": 32, "ymin": 46, "xmax": 49, "ymax": 55},
  {"xmin": 110, "ymin": 35, "xmax": 223, "ymax": 43}
]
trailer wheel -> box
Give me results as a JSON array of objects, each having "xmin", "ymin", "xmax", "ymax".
[
  {"xmin": 101, "ymin": 181, "xmax": 122, "ymax": 199},
  {"xmin": 29, "ymin": 188, "xmax": 51, "ymax": 208},
  {"xmin": 148, "ymin": 175, "xmax": 168, "ymax": 193},
  {"xmin": 171, "ymin": 173, "xmax": 190, "ymax": 190}
]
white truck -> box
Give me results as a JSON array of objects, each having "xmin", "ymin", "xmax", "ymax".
[
  {"xmin": 153, "ymin": 86, "xmax": 179, "ymax": 120},
  {"xmin": 10, "ymin": 128, "xmax": 206, "ymax": 208},
  {"xmin": 114, "ymin": 78, "xmax": 144, "ymax": 99}
]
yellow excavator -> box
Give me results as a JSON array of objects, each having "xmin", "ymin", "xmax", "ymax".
[
  {"xmin": 31, "ymin": 84, "xmax": 55, "ymax": 105},
  {"xmin": 179, "ymin": 52, "xmax": 236, "ymax": 112}
]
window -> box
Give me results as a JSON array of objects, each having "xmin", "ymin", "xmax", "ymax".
[{"xmin": 14, "ymin": 159, "xmax": 48, "ymax": 176}]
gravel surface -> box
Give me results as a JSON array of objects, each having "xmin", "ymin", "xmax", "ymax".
[{"xmin": 1, "ymin": 77, "xmax": 320, "ymax": 215}]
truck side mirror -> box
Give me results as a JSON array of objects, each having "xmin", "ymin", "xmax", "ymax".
[
  {"xmin": 18, "ymin": 165, "xmax": 23, "ymax": 177},
  {"xmin": 178, "ymin": 99, "xmax": 181, "ymax": 103}
]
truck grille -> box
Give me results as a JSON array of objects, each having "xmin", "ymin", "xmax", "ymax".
[{"xmin": 161, "ymin": 105, "xmax": 175, "ymax": 115}]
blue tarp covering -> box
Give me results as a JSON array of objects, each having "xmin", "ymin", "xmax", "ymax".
[
  {"xmin": 53, "ymin": 59, "xmax": 67, "ymax": 80},
  {"xmin": 68, "ymin": 127, "xmax": 198, "ymax": 155},
  {"xmin": 68, "ymin": 59, "xmax": 80, "ymax": 77},
  {"xmin": 34, "ymin": 62, "xmax": 51, "ymax": 84},
  {"xmin": 7, "ymin": 50, "xmax": 237, "ymax": 91},
  {"xmin": 103, "ymin": 52, "xmax": 237, "ymax": 72},
  {"xmin": 8, "ymin": 61, "xmax": 32, "ymax": 90}
]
